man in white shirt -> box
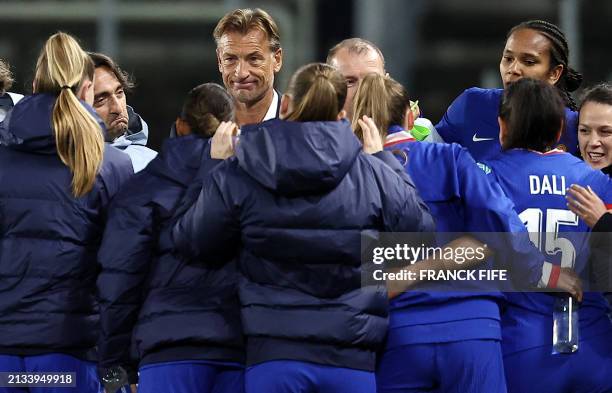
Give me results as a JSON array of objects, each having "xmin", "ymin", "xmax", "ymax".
[{"xmin": 214, "ymin": 8, "xmax": 283, "ymax": 126}]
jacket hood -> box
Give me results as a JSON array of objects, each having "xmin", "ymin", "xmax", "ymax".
[
  {"xmin": 236, "ymin": 119, "xmax": 361, "ymax": 195},
  {"xmin": 145, "ymin": 134, "xmax": 208, "ymax": 186},
  {"xmin": 111, "ymin": 105, "xmax": 149, "ymax": 148},
  {"xmin": 0, "ymin": 93, "xmax": 105, "ymax": 154}
]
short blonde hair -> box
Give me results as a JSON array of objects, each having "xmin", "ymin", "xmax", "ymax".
[{"xmin": 214, "ymin": 8, "xmax": 281, "ymax": 52}]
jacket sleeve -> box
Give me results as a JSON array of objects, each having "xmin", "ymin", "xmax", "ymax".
[
  {"xmin": 173, "ymin": 167, "xmax": 240, "ymax": 262},
  {"xmin": 435, "ymin": 89, "xmax": 469, "ymax": 144},
  {"xmin": 373, "ymin": 150, "xmax": 414, "ymax": 184},
  {"xmin": 98, "ymin": 147, "xmax": 135, "ymax": 207},
  {"xmin": 172, "ymin": 152, "xmax": 223, "ymax": 219},
  {"xmin": 593, "ymin": 212, "xmax": 612, "ymax": 233},
  {"xmin": 96, "ymin": 193, "xmax": 155, "ymax": 381},
  {"xmin": 375, "ymin": 160, "xmax": 435, "ymax": 234},
  {"xmin": 589, "ymin": 213, "xmax": 612, "ymax": 291}
]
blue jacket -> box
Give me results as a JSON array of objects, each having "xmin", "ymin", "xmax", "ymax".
[
  {"xmin": 97, "ymin": 135, "xmax": 243, "ymax": 374},
  {"xmin": 0, "ymin": 94, "xmax": 133, "ymax": 360},
  {"xmin": 173, "ymin": 119, "xmax": 434, "ymax": 371}
]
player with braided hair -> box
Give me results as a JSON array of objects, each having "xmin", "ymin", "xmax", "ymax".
[
  {"xmin": 437, "ymin": 19, "xmax": 583, "ymax": 162},
  {"xmin": 507, "ymin": 20, "xmax": 583, "ymax": 110}
]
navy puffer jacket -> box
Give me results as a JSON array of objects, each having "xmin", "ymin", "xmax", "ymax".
[
  {"xmin": 174, "ymin": 119, "xmax": 434, "ymax": 371},
  {"xmin": 0, "ymin": 94, "xmax": 133, "ymax": 360},
  {"xmin": 97, "ymin": 135, "xmax": 243, "ymax": 375}
]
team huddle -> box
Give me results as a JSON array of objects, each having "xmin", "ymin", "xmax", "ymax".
[{"xmin": 1, "ymin": 7, "xmax": 611, "ymax": 393}]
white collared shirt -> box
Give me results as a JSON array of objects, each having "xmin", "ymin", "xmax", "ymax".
[{"xmin": 262, "ymin": 90, "xmax": 279, "ymax": 122}]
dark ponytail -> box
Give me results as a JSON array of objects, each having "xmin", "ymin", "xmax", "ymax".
[
  {"xmin": 179, "ymin": 83, "xmax": 234, "ymax": 138},
  {"xmin": 499, "ymin": 78, "xmax": 565, "ymax": 152}
]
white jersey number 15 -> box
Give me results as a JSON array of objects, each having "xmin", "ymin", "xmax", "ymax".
[{"xmin": 519, "ymin": 208, "xmax": 579, "ymax": 269}]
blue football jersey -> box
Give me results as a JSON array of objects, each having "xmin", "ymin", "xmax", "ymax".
[
  {"xmin": 486, "ymin": 149, "xmax": 612, "ymax": 354},
  {"xmin": 383, "ymin": 131, "xmax": 545, "ymax": 345},
  {"xmin": 436, "ymin": 88, "xmax": 578, "ymax": 162}
]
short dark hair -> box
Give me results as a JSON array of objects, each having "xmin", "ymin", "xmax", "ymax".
[
  {"xmin": 214, "ymin": 8, "xmax": 281, "ymax": 52},
  {"xmin": 88, "ymin": 52, "xmax": 134, "ymax": 93},
  {"xmin": 326, "ymin": 38, "xmax": 385, "ymax": 68},
  {"xmin": 0, "ymin": 59, "xmax": 14, "ymax": 95},
  {"xmin": 499, "ymin": 78, "xmax": 565, "ymax": 152},
  {"xmin": 179, "ymin": 83, "xmax": 235, "ymax": 138},
  {"xmin": 579, "ymin": 83, "xmax": 612, "ymax": 110}
]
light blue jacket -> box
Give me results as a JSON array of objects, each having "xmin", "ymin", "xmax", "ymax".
[{"xmin": 111, "ymin": 105, "xmax": 157, "ymax": 172}]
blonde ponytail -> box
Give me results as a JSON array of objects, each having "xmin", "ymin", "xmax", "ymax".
[
  {"xmin": 34, "ymin": 32, "xmax": 104, "ymax": 197},
  {"xmin": 352, "ymin": 73, "xmax": 390, "ymax": 142},
  {"xmin": 352, "ymin": 73, "xmax": 411, "ymax": 144},
  {"xmin": 285, "ymin": 63, "xmax": 346, "ymax": 122}
]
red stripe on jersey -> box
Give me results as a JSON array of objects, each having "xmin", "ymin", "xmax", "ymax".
[
  {"xmin": 605, "ymin": 203, "xmax": 612, "ymax": 210},
  {"xmin": 548, "ymin": 265, "xmax": 561, "ymax": 288},
  {"xmin": 384, "ymin": 131, "xmax": 416, "ymax": 148},
  {"xmin": 384, "ymin": 137, "xmax": 416, "ymax": 148}
]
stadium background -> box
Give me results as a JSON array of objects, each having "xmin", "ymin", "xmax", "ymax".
[{"xmin": 1, "ymin": 0, "xmax": 610, "ymax": 151}]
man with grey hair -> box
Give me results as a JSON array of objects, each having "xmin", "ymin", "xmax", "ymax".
[
  {"xmin": 0, "ymin": 59, "xmax": 23, "ymax": 126},
  {"xmin": 327, "ymin": 38, "xmax": 441, "ymax": 142}
]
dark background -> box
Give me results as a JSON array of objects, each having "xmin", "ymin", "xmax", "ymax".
[{"xmin": 1, "ymin": 0, "xmax": 610, "ymax": 151}]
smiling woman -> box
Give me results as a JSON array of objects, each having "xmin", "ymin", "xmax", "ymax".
[
  {"xmin": 578, "ymin": 84, "xmax": 612, "ymax": 171},
  {"xmin": 566, "ymin": 84, "xmax": 612, "ymax": 229}
]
